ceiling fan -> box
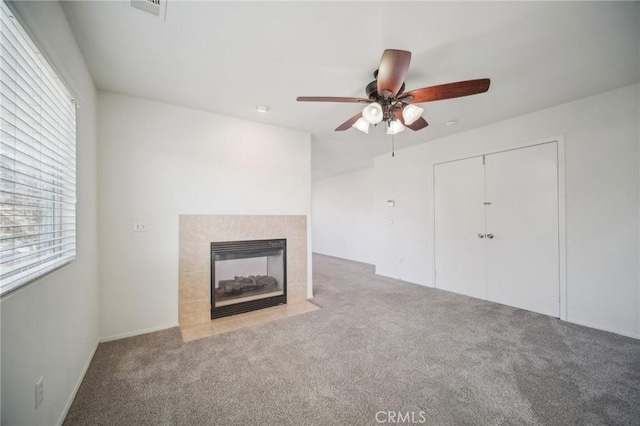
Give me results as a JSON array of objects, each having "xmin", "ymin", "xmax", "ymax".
[{"xmin": 297, "ymin": 49, "xmax": 490, "ymax": 134}]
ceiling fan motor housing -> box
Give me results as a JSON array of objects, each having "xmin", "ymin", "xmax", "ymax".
[
  {"xmin": 366, "ymin": 70, "xmax": 406, "ymax": 123},
  {"xmin": 366, "ymin": 70, "xmax": 405, "ymax": 100}
]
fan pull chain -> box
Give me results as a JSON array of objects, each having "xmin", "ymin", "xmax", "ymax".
[{"xmin": 392, "ymin": 133, "xmax": 395, "ymax": 157}]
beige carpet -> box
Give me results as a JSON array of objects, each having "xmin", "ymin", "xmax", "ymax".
[{"xmin": 64, "ymin": 254, "xmax": 640, "ymax": 425}]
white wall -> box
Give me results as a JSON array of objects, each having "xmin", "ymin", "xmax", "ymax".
[
  {"xmin": 374, "ymin": 84, "xmax": 640, "ymax": 338},
  {"xmin": 0, "ymin": 1, "xmax": 99, "ymax": 425},
  {"xmin": 312, "ymin": 167, "xmax": 376, "ymax": 264},
  {"xmin": 98, "ymin": 92, "xmax": 311, "ymax": 340}
]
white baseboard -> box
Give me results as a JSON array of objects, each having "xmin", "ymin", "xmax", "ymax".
[
  {"xmin": 57, "ymin": 341, "xmax": 98, "ymax": 426},
  {"xmin": 567, "ymin": 318, "xmax": 640, "ymax": 340},
  {"xmin": 99, "ymin": 323, "xmax": 177, "ymax": 343}
]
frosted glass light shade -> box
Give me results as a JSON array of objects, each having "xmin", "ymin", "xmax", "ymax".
[
  {"xmin": 387, "ymin": 120, "xmax": 405, "ymax": 135},
  {"xmin": 402, "ymin": 104, "xmax": 424, "ymax": 125},
  {"xmin": 362, "ymin": 102, "xmax": 383, "ymax": 124},
  {"xmin": 352, "ymin": 117, "xmax": 369, "ymax": 134}
]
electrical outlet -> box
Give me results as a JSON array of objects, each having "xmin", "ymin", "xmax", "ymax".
[
  {"xmin": 35, "ymin": 377, "xmax": 44, "ymax": 409},
  {"xmin": 133, "ymin": 222, "xmax": 148, "ymax": 232}
]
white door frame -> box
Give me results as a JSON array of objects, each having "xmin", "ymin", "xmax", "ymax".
[{"xmin": 431, "ymin": 135, "xmax": 567, "ymax": 321}]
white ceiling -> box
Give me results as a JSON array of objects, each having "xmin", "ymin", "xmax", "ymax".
[{"xmin": 61, "ymin": 1, "xmax": 639, "ymax": 180}]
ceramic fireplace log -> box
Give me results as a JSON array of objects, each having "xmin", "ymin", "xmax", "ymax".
[{"xmin": 217, "ymin": 275, "xmax": 278, "ymax": 295}]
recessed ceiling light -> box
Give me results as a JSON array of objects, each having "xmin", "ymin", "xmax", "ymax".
[
  {"xmin": 256, "ymin": 105, "xmax": 269, "ymax": 113},
  {"xmin": 445, "ymin": 119, "xmax": 458, "ymax": 126}
]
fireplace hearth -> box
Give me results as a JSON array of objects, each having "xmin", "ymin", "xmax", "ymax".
[{"xmin": 211, "ymin": 239, "xmax": 287, "ymax": 319}]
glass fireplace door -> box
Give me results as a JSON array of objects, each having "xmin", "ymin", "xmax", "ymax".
[{"xmin": 211, "ymin": 239, "xmax": 287, "ymax": 318}]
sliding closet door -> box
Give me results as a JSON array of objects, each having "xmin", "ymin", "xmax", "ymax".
[
  {"xmin": 484, "ymin": 143, "xmax": 560, "ymax": 317},
  {"xmin": 434, "ymin": 157, "xmax": 486, "ymax": 299}
]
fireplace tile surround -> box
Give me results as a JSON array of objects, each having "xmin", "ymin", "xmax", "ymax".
[
  {"xmin": 179, "ymin": 215, "xmax": 309, "ymax": 328},
  {"xmin": 180, "ymin": 302, "xmax": 319, "ymax": 342}
]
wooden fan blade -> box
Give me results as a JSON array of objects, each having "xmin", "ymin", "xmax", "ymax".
[
  {"xmin": 377, "ymin": 49, "xmax": 411, "ymax": 98},
  {"xmin": 399, "ymin": 79, "xmax": 491, "ymax": 103},
  {"xmin": 405, "ymin": 117, "xmax": 428, "ymax": 131},
  {"xmin": 394, "ymin": 110, "xmax": 429, "ymax": 131},
  {"xmin": 335, "ymin": 113, "xmax": 363, "ymax": 131},
  {"xmin": 297, "ymin": 96, "xmax": 370, "ymax": 103}
]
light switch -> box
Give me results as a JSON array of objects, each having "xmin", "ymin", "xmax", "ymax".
[
  {"xmin": 387, "ymin": 200, "xmax": 395, "ymax": 207},
  {"xmin": 35, "ymin": 377, "xmax": 44, "ymax": 409},
  {"xmin": 133, "ymin": 222, "xmax": 148, "ymax": 232}
]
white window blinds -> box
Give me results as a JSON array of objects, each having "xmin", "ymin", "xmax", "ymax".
[{"xmin": 1, "ymin": 1, "xmax": 77, "ymax": 295}]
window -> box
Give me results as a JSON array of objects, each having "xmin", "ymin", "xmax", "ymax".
[{"xmin": 1, "ymin": 1, "xmax": 77, "ymax": 295}]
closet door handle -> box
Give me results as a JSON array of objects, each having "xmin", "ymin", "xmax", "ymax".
[
  {"xmin": 486, "ymin": 233, "xmax": 494, "ymax": 239},
  {"xmin": 477, "ymin": 233, "xmax": 485, "ymax": 238}
]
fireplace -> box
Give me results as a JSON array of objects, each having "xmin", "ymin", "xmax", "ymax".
[{"xmin": 211, "ymin": 239, "xmax": 287, "ymax": 319}]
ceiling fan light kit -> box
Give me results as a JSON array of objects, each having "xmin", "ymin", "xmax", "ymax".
[
  {"xmin": 352, "ymin": 117, "xmax": 370, "ymax": 134},
  {"xmin": 362, "ymin": 102, "xmax": 383, "ymax": 124},
  {"xmin": 296, "ymin": 49, "xmax": 490, "ymax": 135},
  {"xmin": 386, "ymin": 120, "xmax": 405, "ymax": 135},
  {"xmin": 402, "ymin": 104, "xmax": 424, "ymax": 125}
]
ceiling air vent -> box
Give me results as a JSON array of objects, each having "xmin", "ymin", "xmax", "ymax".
[{"xmin": 131, "ymin": 0, "xmax": 167, "ymax": 20}]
